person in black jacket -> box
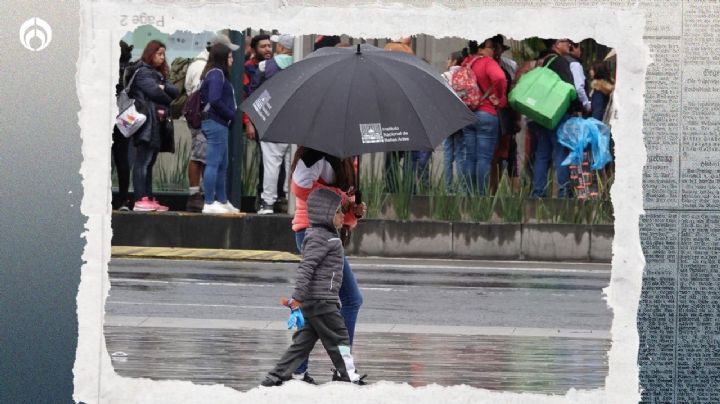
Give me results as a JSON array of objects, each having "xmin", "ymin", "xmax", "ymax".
[
  {"xmin": 128, "ymin": 40, "xmax": 179, "ymax": 211},
  {"xmin": 531, "ymin": 38, "xmax": 577, "ymax": 198},
  {"xmin": 112, "ymin": 40, "xmax": 134, "ymax": 210}
]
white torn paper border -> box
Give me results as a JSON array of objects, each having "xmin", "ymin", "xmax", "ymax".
[{"xmin": 75, "ymin": 1, "xmax": 649, "ymax": 403}]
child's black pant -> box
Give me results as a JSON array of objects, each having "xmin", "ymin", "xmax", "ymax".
[{"xmin": 266, "ymin": 301, "xmax": 359, "ymax": 383}]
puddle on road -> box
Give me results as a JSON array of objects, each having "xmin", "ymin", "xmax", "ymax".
[{"xmin": 104, "ymin": 326, "xmax": 608, "ymax": 394}]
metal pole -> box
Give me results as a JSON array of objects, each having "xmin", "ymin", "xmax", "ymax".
[{"xmin": 227, "ymin": 29, "xmax": 245, "ymax": 209}]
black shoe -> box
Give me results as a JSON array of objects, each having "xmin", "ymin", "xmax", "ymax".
[
  {"xmin": 352, "ymin": 374, "xmax": 368, "ymax": 385},
  {"xmin": 331, "ymin": 368, "xmax": 341, "ymax": 381},
  {"xmin": 292, "ymin": 372, "xmax": 317, "ymax": 385},
  {"xmin": 186, "ymin": 192, "xmax": 204, "ymax": 212},
  {"xmin": 257, "ymin": 202, "xmax": 274, "ymax": 215},
  {"xmin": 260, "ymin": 377, "xmax": 282, "ymax": 387}
]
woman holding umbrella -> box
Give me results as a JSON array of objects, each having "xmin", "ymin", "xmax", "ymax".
[{"xmin": 287, "ymin": 146, "xmax": 366, "ymax": 383}]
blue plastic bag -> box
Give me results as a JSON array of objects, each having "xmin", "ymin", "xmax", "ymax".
[
  {"xmin": 557, "ymin": 117, "xmax": 612, "ymax": 170},
  {"xmin": 287, "ymin": 308, "xmax": 305, "ymax": 330}
]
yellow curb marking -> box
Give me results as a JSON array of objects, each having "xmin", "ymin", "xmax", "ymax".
[{"xmin": 111, "ymin": 246, "xmax": 300, "ymax": 262}]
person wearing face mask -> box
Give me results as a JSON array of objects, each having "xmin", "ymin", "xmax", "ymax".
[{"xmin": 128, "ymin": 40, "xmax": 179, "ymax": 212}]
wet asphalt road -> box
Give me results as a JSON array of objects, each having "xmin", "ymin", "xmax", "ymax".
[
  {"xmin": 105, "ymin": 257, "xmax": 612, "ymax": 393},
  {"xmin": 106, "ymin": 257, "xmax": 612, "ymax": 330}
]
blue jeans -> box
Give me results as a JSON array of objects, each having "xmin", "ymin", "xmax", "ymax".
[
  {"xmin": 462, "ymin": 111, "xmax": 499, "ymax": 195},
  {"xmin": 411, "ymin": 150, "xmax": 432, "ymax": 191},
  {"xmin": 132, "ymin": 143, "xmax": 158, "ymax": 199},
  {"xmin": 443, "ymin": 130, "xmax": 464, "ymax": 192},
  {"xmin": 201, "ymin": 119, "xmax": 229, "ymax": 204},
  {"xmin": 293, "ymin": 229, "xmax": 363, "ymax": 374},
  {"xmin": 531, "ymin": 117, "xmax": 572, "ymax": 198}
]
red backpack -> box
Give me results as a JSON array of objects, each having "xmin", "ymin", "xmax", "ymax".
[{"xmin": 451, "ymin": 56, "xmax": 482, "ymax": 110}]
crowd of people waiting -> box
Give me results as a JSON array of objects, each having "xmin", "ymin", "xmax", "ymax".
[{"xmin": 111, "ymin": 33, "xmax": 615, "ymax": 213}]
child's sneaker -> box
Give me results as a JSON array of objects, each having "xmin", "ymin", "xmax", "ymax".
[
  {"xmin": 260, "ymin": 377, "xmax": 282, "ymax": 387},
  {"xmin": 292, "ymin": 372, "xmax": 317, "ymax": 385},
  {"xmin": 133, "ymin": 197, "xmax": 157, "ymax": 212},
  {"xmin": 352, "ymin": 374, "xmax": 368, "ymax": 385}
]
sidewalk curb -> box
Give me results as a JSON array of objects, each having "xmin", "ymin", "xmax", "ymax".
[{"xmin": 111, "ymin": 246, "xmax": 301, "ymax": 262}]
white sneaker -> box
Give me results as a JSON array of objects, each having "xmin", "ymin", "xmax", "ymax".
[
  {"xmin": 222, "ymin": 201, "xmax": 240, "ymax": 213},
  {"xmin": 202, "ymin": 201, "xmax": 228, "ymax": 214}
]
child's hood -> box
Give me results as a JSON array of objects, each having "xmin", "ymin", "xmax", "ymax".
[{"xmin": 307, "ymin": 188, "xmax": 342, "ymax": 228}]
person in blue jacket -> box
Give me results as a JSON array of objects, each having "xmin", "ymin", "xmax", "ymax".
[
  {"xmin": 128, "ymin": 40, "xmax": 179, "ymax": 212},
  {"xmin": 199, "ymin": 42, "xmax": 239, "ymax": 214}
]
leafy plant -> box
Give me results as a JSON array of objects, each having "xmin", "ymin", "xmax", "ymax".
[
  {"xmin": 154, "ymin": 138, "xmax": 190, "ymax": 191},
  {"xmin": 359, "ymin": 164, "xmax": 388, "ymax": 220},
  {"xmin": 388, "ymin": 156, "xmax": 414, "ymax": 221},
  {"xmin": 429, "ymin": 168, "xmax": 461, "ymax": 222},
  {"xmin": 242, "ymin": 140, "xmax": 260, "ymax": 197}
]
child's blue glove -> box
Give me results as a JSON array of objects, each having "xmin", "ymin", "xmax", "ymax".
[{"xmin": 287, "ymin": 309, "xmax": 305, "ymax": 330}]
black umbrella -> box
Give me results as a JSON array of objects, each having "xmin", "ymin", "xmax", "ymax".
[{"xmin": 240, "ymin": 44, "xmax": 476, "ymax": 158}]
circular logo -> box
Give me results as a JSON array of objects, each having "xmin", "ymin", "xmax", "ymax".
[{"xmin": 19, "ymin": 17, "xmax": 52, "ymax": 52}]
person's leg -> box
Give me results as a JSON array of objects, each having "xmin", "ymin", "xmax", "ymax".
[
  {"xmin": 214, "ymin": 132, "xmax": 229, "ymax": 204},
  {"xmin": 260, "ymin": 141, "xmax": 284, "ymax": 209},
  {"xmin": 265, "ymin": 322, "xmax": 320, "ymax": 384},
  {"xmin": 112, "ymin": 127, "xmax": 130, "ymax": 207},
  {"xmin": 452, "ymin": 131, "xmax": 465, "ymax": 193},
  {"xmin": 292, "ymin": 229, "xmax": 310, "ymax": 375},
  {"xmin": 461, "ymin": 122, "xmax": 478, "ymax": 195},
  {"xmin": 532, "ymin": 124, "xmax": 554, "ymax": 198},
  {"xmin": 312, "ymin": 311, "xmax": 361, "ymax": 382},
  {"xmin": 202, "ymin": 120, "xmax": 224, "ymax": 204},
  {"xmin": 255, "ymin": 137, "xmax": 264, "ymax": 203},
  {"xmin": 132, "ymin": 143, "xmax": 154, "ymax": 200},
  {"xmin": 475, "ymin": 112, "xmax": 500, "ymax": 196},
  {"xmin": 187, "ymin": 127, "xmax": 207, "ymax": 210},
  {"xmin": 338, "ymin": 255, "xmax": 363, "ymax": 346},
  {"xmin": 443, "ymin": 137, "xmax": 454, "ymax": 191},
  {"xmin": 145, "ymin": 149, "xmax": 158, "ymax": 199},
  {"xmin": 552, "ymin": 128, "xmax": 572, "ymax": 198},
  {"xmin": 416, "ymin": 150, "xmax": 431, "ymax": 191}
]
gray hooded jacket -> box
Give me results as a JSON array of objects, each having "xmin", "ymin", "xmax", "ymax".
[{"xmin": 292, "ymin": 188, "xmax": 344, "ymax": 303}]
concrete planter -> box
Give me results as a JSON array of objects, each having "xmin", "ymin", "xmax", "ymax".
[{"xmin": 111, "ymin": 213, "xmax": 613, "ymax": 262}]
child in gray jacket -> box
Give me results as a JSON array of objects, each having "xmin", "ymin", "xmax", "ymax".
[{"xmin": 261, "ymin": 188, "xmax": 365, "ymax": 386}]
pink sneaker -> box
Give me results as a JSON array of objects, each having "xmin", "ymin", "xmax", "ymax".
[
  {"xmin": 133, "ymin": 197, "xmax": 157, "ymax": 212},
  {"xmin": 152, "ymin": 198, "xmax": 169, "ymax": 212}
]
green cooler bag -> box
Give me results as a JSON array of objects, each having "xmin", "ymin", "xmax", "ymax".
[{"xmin": 508, "ymin": 56, "xmax": 577, "ymax": 129}]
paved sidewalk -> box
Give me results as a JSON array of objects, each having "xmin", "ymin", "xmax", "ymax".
[{"xmin": 112, "ymin": 246, "xmax": 301, "ymax": 262}]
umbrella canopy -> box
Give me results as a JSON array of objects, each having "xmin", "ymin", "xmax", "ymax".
[{"xmin": 240, "ymin": 44, "xmax": 476, "ymax": 158}]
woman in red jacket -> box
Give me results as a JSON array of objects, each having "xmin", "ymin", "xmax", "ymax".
[
  {"xmin": 287, "ymin": 146, "xmax": 366, "ymax": 383},
  {"xmin": 460, "ymin": 38, "xmax": 508, "ymax": 195}
]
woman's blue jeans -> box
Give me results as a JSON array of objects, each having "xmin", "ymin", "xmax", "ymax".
[
  {"xmin": 201, "ymin": 119, "xmax": 229, "ymax": 204},
  {"xmin": 132, "ymin": 142, "xmax": 158, "ymax": 200},
  {"xmin": 293, "ymin": 229, "xmax": 363, "ymax": 375},
  {"xmin": 531, "ymin": 117, "xmax": 572, "ymax": 198},
  {"xmin": 443, "ymin": 130, "xmax": 464, "ymax": 192},
  {"xmin": 461, "ymin": 110, "xmax": 499, "ymax": 195}
]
